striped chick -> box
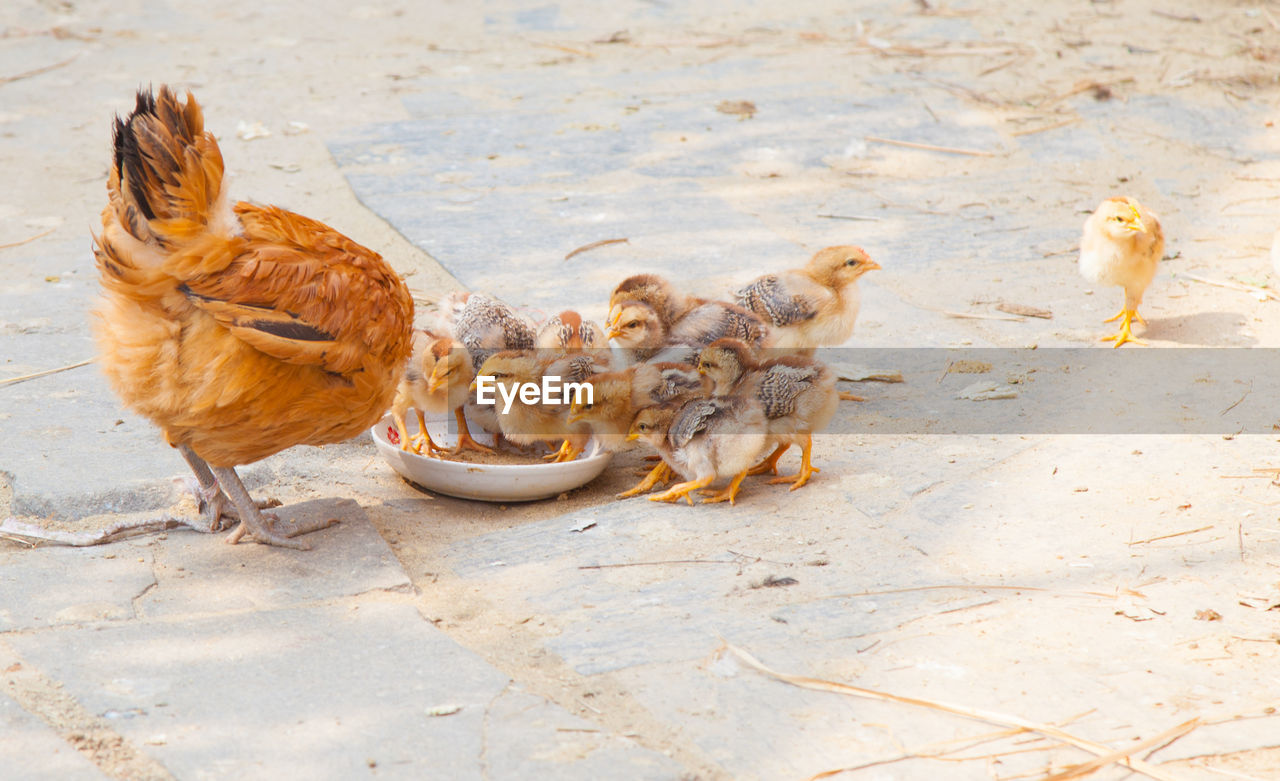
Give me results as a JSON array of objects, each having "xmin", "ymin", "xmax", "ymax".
[
  {"xmin": 626, "ymin": 395, "xmax": 768, "ymax": 505},
  {"xmin": 697, "ymin": 338, "xmax": 838, "ymax": 491}
]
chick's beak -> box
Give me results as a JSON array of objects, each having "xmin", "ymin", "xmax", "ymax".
[
  {"xmin": 862, "ymin": 258, "xmax": 882, "ymax": 271},
  {"xmin": 427, "ymin": 372, "xmax": 446, "ymax": 393},
  {"xmin": 625, "ymin": 430, "xmax": 639, "ymax": 442},
  {"xmin": 468, "ymin": 379, "xmax": 478, "ymax": 392},
  {"xmin": 1124, "ymin": 204, "xmax": 1146, "ymax": 233},
  {"xmin": 606, "ymin": 326, "xmax": 625, "ymax": 341}
]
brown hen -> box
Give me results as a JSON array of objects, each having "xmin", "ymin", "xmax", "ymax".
[{"xmin": 92, "ymin": 86, "xmax": 414, "ymax": 549}]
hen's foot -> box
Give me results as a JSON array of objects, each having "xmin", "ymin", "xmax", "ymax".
[{"xmin": 212, "ymin": 466, "xmax": 335, "ymax": 550}]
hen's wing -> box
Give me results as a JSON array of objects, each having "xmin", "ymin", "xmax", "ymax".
[{"xmin": 177, "ymin": 203, "xmax": 413, "ymax": 376}]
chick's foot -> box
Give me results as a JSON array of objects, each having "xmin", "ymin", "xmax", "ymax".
[
  {"xmin": 648, "ymin": 477, "xmax": 714, "ymax": 505},
  {"xmin": 1101, "ymin": 309, "xmax": 1146, "ymax": 348},
  {"xmin": 700, "ymin": 472, "xmax": 749, "ymax": 505},
  {"xmin": 618, "ymin": 461, "xmax": 672, "ymax": 498}
]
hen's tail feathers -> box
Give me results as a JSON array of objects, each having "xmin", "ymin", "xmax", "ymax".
[{"xmin": 108, "ymin": 85, "xmax": 228, "ymax": 247}]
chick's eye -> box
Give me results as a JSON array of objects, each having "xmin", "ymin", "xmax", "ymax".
[
  {"xmin": 625, "ymin": 321, "xmax": 640, "ymax": 329},
  {"xmin": 845, "ymin": 258, "xmax": 859, "ymax": 266}
]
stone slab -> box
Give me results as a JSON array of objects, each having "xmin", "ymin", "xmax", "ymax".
[{"xmin": 5, "ymin": 601, "xmax": 682, "ymax": 780}]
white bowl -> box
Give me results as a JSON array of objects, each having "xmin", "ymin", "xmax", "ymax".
[{"xmin": 370, "ymin": 411, "xmax": 613, "ymax": 502}]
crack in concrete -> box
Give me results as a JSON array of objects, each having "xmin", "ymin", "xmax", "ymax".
[{"xmin": 477, "ymin": 679, "xmax": 513, "ymax": 781}]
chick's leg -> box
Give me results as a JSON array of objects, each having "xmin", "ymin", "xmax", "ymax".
[
  {"xmin": 649, "ymin": 476, "xmax": 714, "ymax": 505},
  {"xmin": 1101, "ymin": 309, "xmax": 1145, "ymax": 348},
  {"xmin": 700, "ymin": 471, "xmax": 750, "ymax": 505},
  {"xmin": 544, "ymin": 439, "xmax": 581, "ymax": 462},
  {"xmin": 768, "ymin": 434, "xmax": 820, "ymax": 490},
  {"xmin": 453, "ymin": 407, "xmax": 495, "ymax": 455},
  {"xmin": 747, "ymin": 444, "xmax": 790, "ymax": 476},
  {"xmin": 618, "ymin": 461, "xmax": 672, "ymax": 498},
  {"xmin": 212, "ymin": 466, "xmax": 336, "ymax": 550},
  {"xmin": 411, "ymin": 410, "xmax": 447, "ymax": 456}
]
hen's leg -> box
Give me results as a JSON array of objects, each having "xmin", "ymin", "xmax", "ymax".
[
  {"xmin": 212, "ymin": 466, "xmax": 336, "ymax": 549},
  {"xmin": 178, "ymin": 445, "xmax": 238, "ymax": 532}
]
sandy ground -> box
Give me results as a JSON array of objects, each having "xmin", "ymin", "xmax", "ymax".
[{"xmin": 5, "ymin": 0, "xmax": 1280, "ymax": 779}]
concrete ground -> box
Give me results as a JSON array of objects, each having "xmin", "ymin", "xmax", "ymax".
[{"xmin": 3, "ymin": 0, "xmax": 1280, "ymax": 778}]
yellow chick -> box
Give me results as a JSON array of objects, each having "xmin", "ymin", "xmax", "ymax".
[
  {"xmin": 473, "ymin": 350, "xmax": 603, "ymax": 461},
  {"xmin": 607, "ymin": 273, "xmax": 703, "ymax": 331},
  {"xmin": 390, "ymin": 330, "xmax": 490, "ymax": 457},
  {"xmin": 625, "ymin": 395, "xmax": 768, "ymax": 506},
  {"xmin": 697, "ymin": 338, "xmax": 838, "ymax": 490},
  {"xmin": 568, "ymin": 362, "xmax": 711, "ymax": 496},
  {"xmin": 536, "ymin": 310, "xmax": 608, "ymax": 352},
  {"xmin": 1078, "ymin": 197, "xmax": 1164, "ymax": 347},
  {"xmin": 606, "ymin": 298, "xmax": 769, "ymax": 365},
  {"xmin": 733, "ymin": 245, "xmax": 880, "ymax": 353}
]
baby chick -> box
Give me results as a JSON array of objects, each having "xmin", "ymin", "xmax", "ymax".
[
  {"xmin": 697, "ymin": 339, "xmax": 838, "ymax": 490},
  {"xmin": 536, "ymin": 310, "xmax": 608, "ymax": 352},
  {"xmin": 1078, "ymin": 197, "xmax": 1164, "ymax": 348},
  {"xmin": 734, "ymin": 245, "xmax": 880, "ymax": 352},
  {"xmin": 606, "ymin": 298, "xmax": 769, "ymax": 365},
  {"xmin": 473, "ymin": 350, "xmax": 603, "ymax": 461},
  {"xmin": 605, "ymin": 300, "xmax": 669, "ymax": 362},
  {"xmin": 626, "ymin": 396, "xmax": 768, "ymax": 505},
  {"xmin": 447, "ymin": 291, "xmax": 538, "ymax": 366},
  {"xmin": 568, "ymin": 362, "xmax": 711, "ymax": 496},
  {"xmin": 668, "ymin": 300, "xmax": 770, "ymax": 351},
  {"xmin": 607, "ymin": 273, "xmax": 703, "ymax": 331},
  {"xmin": 444, "ymin": 291, "xmax": 538, "ymax": 443},
  {"xmin": 390, "ymin": 330, "xmax": 490, "ymax": 456}
]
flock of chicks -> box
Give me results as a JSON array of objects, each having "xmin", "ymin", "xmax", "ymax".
[
  {"xmin": 89, "ymin": 84, "xmax": 1167, "ymax": 548},
  {"xmin": 390, "ymin": 245, "xmax": 880, "ymax": 505}
]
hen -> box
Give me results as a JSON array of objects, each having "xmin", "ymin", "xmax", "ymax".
[
  {"xmin": 1078, "ymin": 196, "xmax": 1164, "ymax": 348},
  {"xmin": 92, "ymin": 86, "xmax": 413, "ymax": 548}
]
